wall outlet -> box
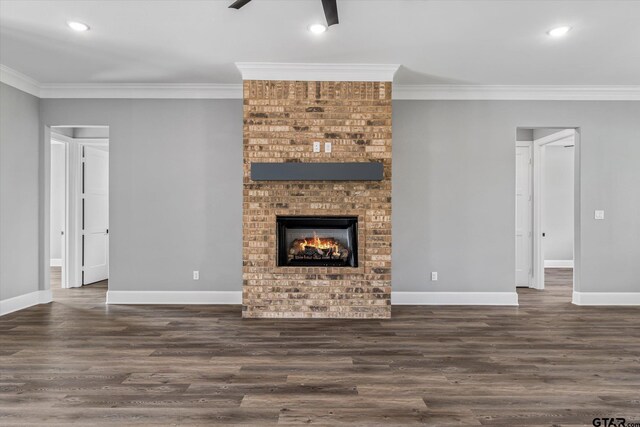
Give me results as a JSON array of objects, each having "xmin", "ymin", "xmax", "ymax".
[
  {"xmin": 594, "ymin": 210, "xmax": 605, "ymax": 220},
  {"xmin": 193, "ymin": 270, "xmax": 199, "ymax": 280},
  {"xmin": 313, "ymin": 141, "xmax": 321, "ymax": 153},
  {"xmin": 324, "ymin": 142, "xmax": 332, "ymax": 153},
  {"xmin": 431, "ymin": 272, "xmax": 438, "ymax": 281}
]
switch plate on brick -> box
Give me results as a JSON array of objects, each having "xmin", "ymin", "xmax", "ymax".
[
  {"xmin": 324, "ymin": 142, "xmax": 332, "ymax": 153},
  {"xmin": 313, "ymin": 142, "xmax": 321, "ymax": 153}
]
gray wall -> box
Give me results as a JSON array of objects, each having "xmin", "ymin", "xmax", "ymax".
[
  {"xmin": 1, "ymin": 95, "xmax": 633, "ymax": 298},
  {"xmin": 534, "ymin": 128, "xmax": 566, "ymax": 140},
  {"xmin": 544, "ymin": 146, "xmax": 574, "ymax": 261},
  {"xmin": 40, "ymin": 99, "xmax": 243, "ymax": 292},
  {"xmin": 52, "ymin": 126, "xmax": 109, "ymax": 139},
  {"xmin": 52, "ymin": 127, "xmax": 74, "ymax": 138},
  {"xmin": 73, "ymin": 127, "xmax": 109, "ymax": 139},
  {"xmin": 516, "ymin": 128, "xmax": 533, "ymax": 141},
  {"xmin": 393, "ymin": 100, "xmax": 640, "ymax": 293},
  {"xmin": 0, "ymin": 83, "xmax": 40, "ymax": 300}
]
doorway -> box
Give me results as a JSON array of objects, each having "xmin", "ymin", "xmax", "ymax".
[
  {"xmin": 515, "ymin": 128, "xmax": 578, "ymax": 294},
  {"xmin": 49, "ymin": 126, "xmax": 109, "ymax": 291}
]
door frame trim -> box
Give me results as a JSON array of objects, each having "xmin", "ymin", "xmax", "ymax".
[
  {"xmin": 531, "ymin": 129, "xmax": 578, "ymax": 290},
  {"xmin": 43, "ymin": 126, "xmax": 109, "ymax": 295},
  {"xmin": 49, "ymin": 138, "xmax": 69, "ymax": 288},
  {"xmin": 515, "ymin": 141, "xmax": 533, "ymax": 287}
]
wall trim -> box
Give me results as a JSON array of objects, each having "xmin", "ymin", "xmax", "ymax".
[
  {"xmin": 39, "ymin": 83, "xmax": 242, "ymax": 99},
  {"xmin": 531, "ymin": 129, "xmax": 577, "ymax": 290},
  {"xmin": 35, "ymin": 84, "xmax": 640, "ymax": 101},
  {"xmin": 544, "ymin": 260, "xmax": 574, "ymax": 268},
  {"xmin": 3, "ymin": 65, "xmax": 639, "ymax": 100},
  {"xmin": 572, "ymin": 291, "xmax": 640, "ymax": 306},
  {"xmin": 36, "ymin": 83, "xmax": 640, "ymax": 101},
  {"xmin": 106, "ymin": 291, "xmax": 519, "ymax": 306},
  {"xmin": 391, "ymin": 292, "xmax": 519, "ymax": 306},
  {"xmin": 0, "ymin": 64, "xmax": 40, "ymax": 97},
  {"xmin": 393, "ymin": 85, "xmax": 640, "ymax": 101},
  {"xmin": 106, "ymin": 291, "xmax": 242, "ymax": 305},
  {"xmin": 0, "ymin": 290, "xmax": 52, "ymax": 316},
  {"xmin": 235, "ymin": 62, "xmax": 400, "ymax": 82}
]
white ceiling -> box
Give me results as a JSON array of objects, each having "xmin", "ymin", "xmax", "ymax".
[{"xmin": 1, "ymin": 0, "xmax": 639, "ymax": 85}]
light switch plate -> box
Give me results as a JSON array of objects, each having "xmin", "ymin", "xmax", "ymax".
[
  {"xmin": 313, "ymin": 142, "xmax": 321, "ymax": 153},
  {"xmin": 431, "ymin": 272, "xmax": 438, "ymax": 281},
  {"xmin": 594, "ymin": 210, "xmax": 605, "ymax": 220},
  {"xmin": 193, "ymin": 271, "xmax": 199, "ymax": 280},
  {"xmin": 324, "ymin": 142, "xmax": 332, "ymax": 153}
]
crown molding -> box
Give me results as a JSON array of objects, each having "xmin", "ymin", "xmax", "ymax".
[
  {"xmin": 32, "ymin": 84, "xmax": 640, "ymax": 101},
  {"xmin": 393, "ymin": 84, "xmax": 640, "ymax": 101},
  {"xmin": 0, "ymin": 65, "xmax": 40, "ymax": 97},
  {"xmin": 235, "ymin": 62, "xmax": 400, "ymax": 82},
  {"xmin": 2, "ymin": 64, "xmax": 639, "ymax": 100},
  {"xmin": 39, "ymin": 83, "xmax": 242, "ymax": 99}
]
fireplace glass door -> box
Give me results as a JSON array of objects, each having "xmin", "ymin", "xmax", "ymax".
[{"xmin": 277, "ymin": 216, "xmax": 358, "ymax": 267}]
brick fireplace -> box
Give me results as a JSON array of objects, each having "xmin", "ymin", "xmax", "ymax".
[{"xmin": 242, "ymin": 79, "xmax": 392, "ymax": 319}]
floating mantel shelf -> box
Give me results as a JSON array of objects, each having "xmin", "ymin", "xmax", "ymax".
[{"xmin": 251, "ymin": 162, "xmax": 384, "ymax": 181}]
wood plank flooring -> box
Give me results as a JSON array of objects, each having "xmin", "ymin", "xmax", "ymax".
[{"xmin": 1, "ymin": 269, "xmax": 639, "ymax": 425}]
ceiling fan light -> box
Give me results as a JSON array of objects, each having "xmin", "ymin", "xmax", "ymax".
[{"xmin": 309, "ymin": 24, "xmax": 327, "ymax": 34}]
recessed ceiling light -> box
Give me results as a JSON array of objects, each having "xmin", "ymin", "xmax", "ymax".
[
  {"xmin": 67, "ymin": 21, "xmax": 90, "ymax": 32},
  {"xmin": 308, "ymin": 24, "xmax": 327, "ymax": 34},
  {"xmin": 548, "ymin": 26, "xmax": 571, "ymax": 37}
]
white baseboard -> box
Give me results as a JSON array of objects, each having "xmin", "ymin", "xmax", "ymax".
[
  {"xmin": 50, "ymin": 258, "xmax": 62, "ymax": 267},
  {"xmin": 106, "ymin": 291, "xmax": 242, "ymax": 305},
  {"xmin": 544, "ymin": 260, "xmax": 574, "ymax": 268},
  {"xmin": 572, "ymin": 291, "xmax": 640, "ymax": 306},
  {"xmin": 0, "ymin": 290, "xmax": 53, "ymax": 316},
  {"xmin": 391, "ymin": 291, "xmax": 519, "ymax": 306},
  {"xmin": 108, "ymin": 291, "xmax": 519, "ymax": 306}
]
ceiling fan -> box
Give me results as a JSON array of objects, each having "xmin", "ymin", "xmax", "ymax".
[{"xmin": 229, "ymin": 0, "xmax": 339, "ymax": 27}]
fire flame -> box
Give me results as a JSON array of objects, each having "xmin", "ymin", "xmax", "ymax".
[{"xmin": 299, "ymin": 231, "xmax": 340, "ymax": 253}]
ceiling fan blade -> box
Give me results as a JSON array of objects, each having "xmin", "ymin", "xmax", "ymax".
[
  {"xmin": 229, "ymin": 0, "xmax": 253, "ymax": 9},
  {"xmin": 321, "ymin": 0, "xmax": 339, "ymax": 26}
]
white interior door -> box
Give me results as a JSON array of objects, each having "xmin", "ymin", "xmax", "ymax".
[
  {"xmin": 83, "ymin": 146, "xmax": 109, "ymax": 285},
  {"xmin": 515, "ymin": 145, "xmax": 532, "ymax": 287}
]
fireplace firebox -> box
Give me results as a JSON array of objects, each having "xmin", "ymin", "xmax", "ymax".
[{"xmin": 277, "ymin": 216, "xmax": 358, "ymax": 267}]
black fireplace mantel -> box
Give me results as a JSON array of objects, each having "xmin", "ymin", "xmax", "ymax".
[{"xmin": 251, "ymin": 162, "xmax": 383, "ymax": 181}]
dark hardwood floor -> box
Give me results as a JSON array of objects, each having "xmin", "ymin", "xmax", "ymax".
[{"xmin": 1, "ymin": 269, "xmax": 639, "ymax": 425}]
